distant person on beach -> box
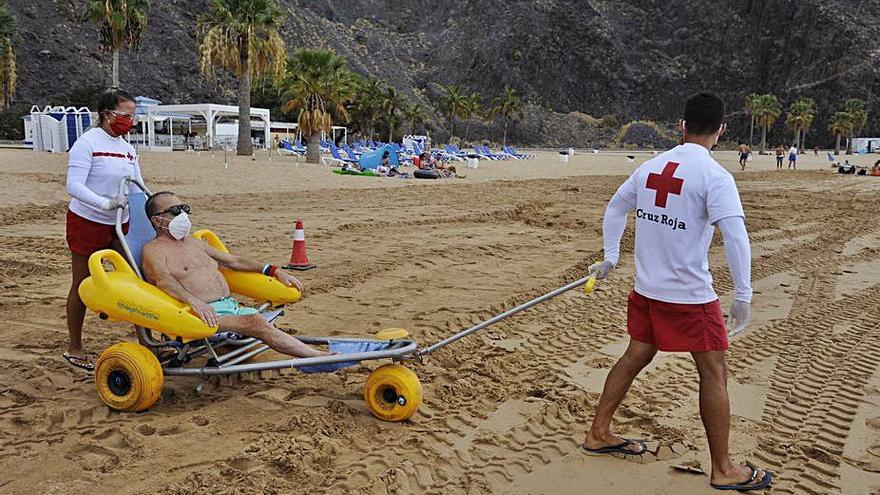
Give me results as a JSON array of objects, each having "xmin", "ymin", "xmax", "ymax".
[
  {"xmin": 737, "ymin": 142, "xmax": 750, "ymax": 171},
  {"xmin": 417, "ymin": 151, "xmax": 459, "ymax": 177},
  {"xmin": 64, "ymin": 88, "xmax": 143, "ymax": 371},
  {"xmin": 582, "ymin": 93, "xmax": 772, "ymax": 491},
  {"xmin": 775, "ymin": 145, "xmax": 784, "ymax": 170},
  {"xmin": 813, "ymin": 145, "xmax": 819, "ymax": 156},
  {"xmin": 376, "ymin": 151, "xmax": 392, "ymax": 175},
  {"xmin": 788, "ymin": 144, "xmax": 798, "ymax": 170}
]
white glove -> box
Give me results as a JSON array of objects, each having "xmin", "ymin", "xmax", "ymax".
[
  {"xmin": 588, "ymin": 260, "xmax": 615, "ymax": 280},
  {"xmin": 103, "ymin": 195, "xmax": 128, "ymax": 211},
  {"xmin": 727, "ymin": 300, "xmax": 751, "ymax": 338}
]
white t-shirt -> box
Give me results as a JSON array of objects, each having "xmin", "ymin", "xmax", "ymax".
[
  {"xmin": 612, "ymin": 143, "xmax": 745, "ymax": 304},
  {"xmin": 788, "ymin": 146, "xmax": 798, "ymax": 156},
  {"xmin": 66, "ymin": 127, "xmax": 143, "ymax": 225}
]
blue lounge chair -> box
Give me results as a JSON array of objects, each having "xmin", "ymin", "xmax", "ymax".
[
  {"xmin": 504, "ymin": 146, "xmax": 533, "ymax": 159},
  {"xmin": 469, "ymin": 145, "xmax": 498, "ymax": 161},
  {"xmin": 443, "ymin": 145, "xmax": 466, "ymax": 161},
  {"xmin": 478, "ymin": 145, "xmax": 509, "ymax": 160},
  {"xmin": 343, "ymin": 143, "xmax": 361, "ymax": 161},
  {"xmin": 323, "ymin": 143, "xmax": 359, "ymax": 167}
]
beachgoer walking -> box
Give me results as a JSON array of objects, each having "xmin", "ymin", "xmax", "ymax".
[
  {"xmin": 737, "ymin": 142, "xmax": 750, "ymax": 171},
  {"xmin": 788, "ymin": 144, "xmax": 798, "ymax": 170},
  {"xmin": 582, "ymin": 93, "xmax": 772, "ymax": 492},
  {"xmin": 775, "ymin": 145, "xmax": 784, "ymax": 170},
  {"xmin": 64, "ymin": 88, "xmax": 144, "ymax": 371}
]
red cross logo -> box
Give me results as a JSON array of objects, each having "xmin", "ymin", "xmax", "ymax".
[{"xmin": 646, "ymin": 162, "xmax": 684, "ymax": 208}]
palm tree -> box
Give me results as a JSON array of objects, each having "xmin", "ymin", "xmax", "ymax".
[
  {"xmin": 198, "ymin": 0, "xmax": 285, "ymax": 156},
  {"xmin": 0, "ymin": 3, "xmax": 16, "ymax": 108},
  {"xmin": 785, "ymin": 97, "xmax": 816, "ymax": 152},
  {"xmin": 828, "ymin": 111, "xmax": 853, "ymax": 156},
  {"xmin": 281, "ymin": 48, "xmax": 355, "ymax": 163},
  {"xmin": 843, "ymin": 98, "xmax": 867, "ymax": 154},
  {"xmin": 440, "ymin": 85, "xmax": 467, "ymax": 142},
  {"xmin": 380, "ymin": 86, "xmax": 399, "ymax": 142},
  {"xmin": 752, "ymin": 94, "xmax": 781, "ymax": 153},
  {"xmin": 744, "ymin": 93, "xmax": 759, "ymax": 147},
  {"xmin": 491, "ymin": 87, "xmax": 523, "ymax": 146},
  {"xmin": 461, "ymin": 92, "xmax": 481, "ymax": 144},
  {"xmin": 87, "ymin": 0, "xmax": 150, "ymax": 88},
  {"xmin": 354, "ymin": 78, "xmax": 385, "ymax": 141},
  {"xmin": 401, "ymin": 102, "xmax": 427, "ymax": 135}
]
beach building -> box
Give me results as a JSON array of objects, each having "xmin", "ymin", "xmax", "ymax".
[
  {"xmin": 24, "ymin": 105, "xmax": 95, "ymax": 152},
  {"xmin": 854, "ymin": 137, "xmax": 880, "ymax": 154}
]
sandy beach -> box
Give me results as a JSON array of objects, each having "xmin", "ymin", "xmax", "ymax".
[{"xmin": 1, "ymin": 148, "xmax": 879, "ymax": 494}]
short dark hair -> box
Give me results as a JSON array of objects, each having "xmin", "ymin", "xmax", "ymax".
[
  {"xmin": 97, "ymin": 87, "xmax": 136, "ymax": 125},
  {"xmin": 684, "ymin": 93, "xmax": 724, "ymax": 136},
  {"xmin": 145, "ymin": 191, "xmax": 175, "ymax": 218}
]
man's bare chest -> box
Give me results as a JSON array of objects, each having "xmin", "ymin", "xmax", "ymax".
[{"xmin": 165, "ymin": 245, "xmax": 218, "ymax": 278}]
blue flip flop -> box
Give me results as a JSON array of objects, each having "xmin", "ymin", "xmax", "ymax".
[
  {"xmin": 582, "ymin": 438, "xmax": 647, "ymax": 456},
  {"xmin": 711, "ymin": 464, "xmax": 773, "ymax": 491}
]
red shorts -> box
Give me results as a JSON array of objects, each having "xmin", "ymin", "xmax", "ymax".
[
  {"xmin": 66, "ymin": 209, "xmax": 129, "ymax": 256},
  {"xmin": 627, "ymin": 290, "xmax": 728, "ymax": 352}
]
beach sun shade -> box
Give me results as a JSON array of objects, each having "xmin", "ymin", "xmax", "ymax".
[{"xmin": 359, "ymin": 144, "xmax": 399, "ymax": 170}]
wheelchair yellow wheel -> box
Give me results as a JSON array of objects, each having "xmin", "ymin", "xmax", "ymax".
[
  {"xmin": 374, "ymin": 327, "xmax": 410, "ymax": 340},
  {"xmin": 364, "ymin": 364, "xmax": 422, "ymax": 422},
  {"xmin": 95, "ymin": 343, "xmax": 164, "ymax": 412}
]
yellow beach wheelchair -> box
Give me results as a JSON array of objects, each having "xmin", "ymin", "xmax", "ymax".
[{"xmin": 80, "ymin": 178, "xmax": 419, "ymax": 419}]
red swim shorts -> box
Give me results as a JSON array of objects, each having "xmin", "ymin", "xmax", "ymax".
[
  {"xmin": 66, "ymin": 209, "xmax": 129, "ymax": 257},
  {"xmin": 627, "ymin": 290, "xmax": 728, "ymax": 352}
]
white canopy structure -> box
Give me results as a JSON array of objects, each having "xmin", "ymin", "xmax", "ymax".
[
  {"xmin": 141, "ymin": 102, "xmax": 271, "ymax": 150},
  {"xmin": 270, "ymin": 122, "xmax": 301, "ymax": 143},
  {"xmin": 324, "ymin": 125, "xmax": 348, "ymax": 144}
]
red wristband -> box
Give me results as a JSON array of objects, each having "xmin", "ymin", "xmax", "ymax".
[{"xmin": 268, "ymin": 265, "xmax": 278, "ymax": 277}]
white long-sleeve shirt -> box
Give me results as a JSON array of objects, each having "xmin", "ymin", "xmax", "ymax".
[
  {"xmin": 601, "ymin": 143, "xmax": 752, "ymax": 303},
  {"xmin": 66, "ymin": 127, "xmax": 143, "ymax": 224}
]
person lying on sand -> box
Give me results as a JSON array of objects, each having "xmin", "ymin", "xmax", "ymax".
[
  {"xmin": 141, "ymin": 191, "xmax": 330, "ymax": 359},
  {"xmin": 341, "ymin": 161, "xmax": 364, "ymax": 173}
]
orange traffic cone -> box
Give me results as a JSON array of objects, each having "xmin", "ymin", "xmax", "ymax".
[{"xmin": 283, "ymin": 219, "xmax": 316, "ymax": 271}]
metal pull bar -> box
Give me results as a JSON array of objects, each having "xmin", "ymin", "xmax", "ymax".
[{"xmin": 417, "ymin": 274, "xmax": 597, "ymax": 357}]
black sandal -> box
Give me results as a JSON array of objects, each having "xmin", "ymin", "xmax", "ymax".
[
  {"xmin": 583, "ymin": 438, "xmax": 648, "ymax": 457},
  {"xmin": 62, "ymin": 353, "xmax": 95, "ymax": 371},
  {"xmin": 711, "ymin": 463, "xmax": 773, "ymax": 491}
]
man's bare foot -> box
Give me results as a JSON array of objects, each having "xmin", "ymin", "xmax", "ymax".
[{"xmin": 584, "ymin": 431, "xmax": 646, "ymax": 454}]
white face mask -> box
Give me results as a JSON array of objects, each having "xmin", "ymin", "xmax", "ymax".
[{"xmin": 167, "ymin": 212, "xmax": 191, "ymax": 240}]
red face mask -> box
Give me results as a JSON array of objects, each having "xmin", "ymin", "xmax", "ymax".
[{"xmin": 108, "ymin": 112, "xmax": 134, "ymax": 136}]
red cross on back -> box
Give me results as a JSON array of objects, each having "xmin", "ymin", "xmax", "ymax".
[{"xmin": 646, "ymin": 161, "xmax": 684, "ymax": 208}]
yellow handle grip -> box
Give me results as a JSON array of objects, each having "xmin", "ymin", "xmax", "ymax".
[
  {"xmin": 583, "ymin": 274, "xmax": 597, "ymax": 294},
  {"xmin": 88, "ymin": 249, "xmax": 137, "ymax": 289},
  {"xmin": 193, "ymin": 229, "xmax": 229, "ymax": 253}
]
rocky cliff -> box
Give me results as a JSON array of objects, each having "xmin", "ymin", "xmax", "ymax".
[{"xmin": 8, "ymin": 0, "xmax": 879, "ymax": 146}]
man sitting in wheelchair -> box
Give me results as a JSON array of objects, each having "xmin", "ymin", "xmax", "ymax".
[{"xmin": 141, "ymin": 191, "xmax": 329, "ymax": 358}]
